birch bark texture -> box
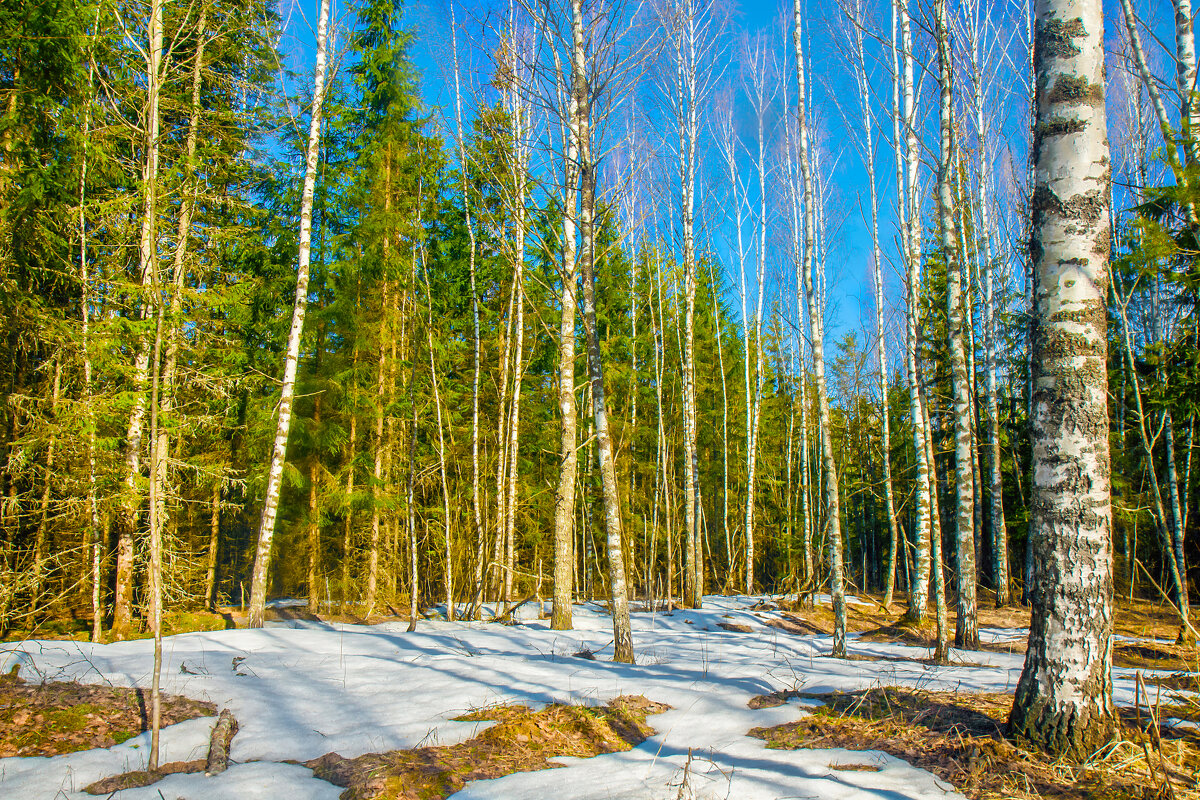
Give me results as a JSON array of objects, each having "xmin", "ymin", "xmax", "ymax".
[
  {"xmin": 934, "ymin": 0, "xmax": 978, "ymax": 651},
  {"xmin": 552, "ymin": 14, "xmax": 581, "ymax": 631},
  {"xmin": 793, "ymin": 0, "xmax": 846, "ymax": 658},
  {"xmin": 247, "ymin": 0, "xmax": 332, "ymax": 628},
  {"xmin": 1007, "ymin": 0, "xmax": 1114, "ymax": 758},
  {"xmin": 571, "ymin": 0, "xmax": 634, "ymax": 663}
]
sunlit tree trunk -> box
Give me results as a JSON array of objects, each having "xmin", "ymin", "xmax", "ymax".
[
  {"xmin": 935, "ymin": 0, "xmax": 978, "ymax": 650},
  {"xmin": 114, "ymin": 0, "xmax": 166, "ymax": 640},
  {"xmin": 307, "ymin": 395, "xmax": 322, "ymax": 614},
  {"xmin": 893, "ymin": 0, "xmax": 931, "ymax": 624},
  {"xmin": 247, "ymin": 0, "xmax": 331, "ymax": 628},
  {"xmin": 552, "ymin": 61, "xmax": 580, "ymax": 631},
  {"xmin": 573, "ymin": 0, "xmax": 633, "ymax": 662},
  {"xmin": 794, "ymin": 0, "xmax": 845, "ymax": 657},
  {"xmin": 1008, "ymin": 0, "xmax": 1114, "ymax": 757},
  {"xmin": 449, "ymin": 9, "xmax": 485, "ymax": 619}
]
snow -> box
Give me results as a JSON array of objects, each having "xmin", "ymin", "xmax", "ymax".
[{"xmin": 0, "ymin": 594, "xmax": 1171, "ymax": 799}]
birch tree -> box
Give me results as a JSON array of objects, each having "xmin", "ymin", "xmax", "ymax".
[
  {"xmin": 1008, "ymin": 0, "xmax": 1114, "ymax": 757},
  {"xmin": 247, "ymin": 0, "xmax": 332, "ymax": 628},
  {"xmin": 570, "ymin": 0, "xmax": 634, "ymax": 662},
  {"xmin": 794, "ymin": 0, "xmax": 846, "ymax": 657},
  {"xmin": 892, "ymin": 0, "xmax": 932, "ymax": 625},
  {"xmin": 934, "ymin": 0, "xmax": 978, "ymax": 650}
]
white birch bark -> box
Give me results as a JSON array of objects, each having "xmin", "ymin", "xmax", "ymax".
[
  {"xmin": 572, "ymin": 0, "xmax": 634, "ymax": 661},
  {"xmin": 79, "ymin": 44, "xmax": 102, "ymax": 641},
  {"xmin": 842, "ymin": 0, "xmax": 900, "ymax": 608},
  {"xmin": 794, "ymin": 0, "xmax": 846, "ymax": 656},
  {"xmin": 551, "ymin": 35, "xmax": 580, "ymax": 630},
  {"xmin": 935, "ymin": 0, "xmax": 978, "ymax": 650},
  {"xmin": 1008, "ymin": 0, "xmax": 1114, "ymax": 757},
  {"xmin": 247, "ymin": 0, "xmax": 331, "ymax": 628},
  {"xmin": 964, "ymin": 5, "xmax": 1011, "ymax": 606},
  {"xmin": 449, "ymin": 8, "xmax": 485, "ymax": 619},
  {"xmin": 893, "ymin": 0, "xmax": 931, "ymax": 624},
  {"xmin": 114, "ymin": 0, "xmax": 166, "ymax": 639},
  {"xmin": 743, "ymin": 36, "xmax": 771, "ymax": 597}
]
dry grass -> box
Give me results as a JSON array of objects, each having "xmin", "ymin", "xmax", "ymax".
[
  {"xmin": 0, "ymin": 666, "xmax": 215, "ymax": 758},
  {"xmin": 748, "ymin": 686, "xmax": 1200, "ymax": 800},
  {"xmin": 306, "ymin": 695, "xmax": 670, "ymax": 800}
]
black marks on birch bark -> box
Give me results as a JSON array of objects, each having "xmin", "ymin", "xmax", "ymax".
[{"xmin": 1036, "ymin": 17, "xmax": 1086, "ymax": 63}]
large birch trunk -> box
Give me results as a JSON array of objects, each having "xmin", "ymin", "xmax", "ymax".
[
  {"xmin": 246, "ymin": 0, "xmax": 331, "ymax": 628},
  {"xmin": 1008, "ymin": 0, "xmax": 1114, "ymax": 757}
]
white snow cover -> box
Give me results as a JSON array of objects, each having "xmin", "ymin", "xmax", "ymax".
[{"xmin": 0, "ymin": 595, "xmax": 1172, "ymax": 799}]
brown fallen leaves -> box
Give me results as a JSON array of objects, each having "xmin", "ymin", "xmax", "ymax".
[
  {"xmin": 0, "ymin": 667, "xmax": 215, "ymax": 758},
  {"xmin": 307, "ymin": 695, "xmax": 670, "ymax": 800},
  {"xmin": 748, "ymin": 687, "xmax": 1200, "ymax": 800}
]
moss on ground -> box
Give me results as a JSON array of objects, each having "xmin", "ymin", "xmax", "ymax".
[
  {"xmin": 748, "ymin": 686, "xmax": 1200, "ymax": 800},
  {"xmin": 307, "ymin": 695, "xmax": 670, "ymax": 800}
]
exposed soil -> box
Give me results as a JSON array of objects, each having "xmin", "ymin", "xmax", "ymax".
[
  {"xmin": 306, "ymin": 695, "xmax": 670, "ymax": 800},
  {"xmin": 768, "ymin": 593, "xmax": 1200, "ymax": 668},
  {"xmin": 748, "ymin": 686, "xmax": 1200, "ymax": 800},
  {"xmin": 0, "ymin": 667, "xmax": 216, "ymax": 758}
]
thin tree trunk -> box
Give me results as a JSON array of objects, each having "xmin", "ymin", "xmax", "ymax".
[
  {"xmin": 935, "ymin": 0, "xmax": 978, "ymax": 650},
  {"xmin": 247, "ymin": 0, "xmax": 330, "ymax": 628},
  {"xmin": 307, "ymin": 396, "xmax": 322, "ymax": 614},
  {"xmin": 79, "ymin": 23, "xmax": 102, "ymax": 643},
  {"xmin": 342, "ymin": 334, "xmax": 358, "ymax": 604},
  {"xmin": 114, "ymin": 0, "xmax": 167, "ymax": 640},
  {"xmin": 847, "ymin": 0, "xmax": 899, "ymax": 608},
  {"xmin": 30, "ymin": 361, "xmax": 61, "ymax": 603},
  {"xmin": 450, "ymin": 10, "xmax": 484, "ymax": 619},
  {"xmin": 794, "ymin": 0, "xmax": 845, "ymax": 656},
  {"xmin": 551, "ymin": 67, "xmax": 580, "ymax": 631},
  {"xmin": 926, "ymin": 398, "xmax": 949, "ymax": 662},
  {"xmin": 206, "ymin": 482, "xmax": 220, "ymax": 610},
  {"xmin": 680, "ymin": 59, "xmax": 701, "ymax": 610},
  {"xmin": 895, "ymin": 0, "xmax": 931, "ymax": 624},
  {"xmin": 573, "ymin": 0, "xmax": 633, "ymax": 662}
]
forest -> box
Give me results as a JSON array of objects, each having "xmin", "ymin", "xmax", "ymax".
[
  {"xmin": 4, "ymin": 0, "xmax": 1199, "ymax": 645},
  {"xmin": 1, "ymin": 0, "xmax": 1199, "ymax": 784}
]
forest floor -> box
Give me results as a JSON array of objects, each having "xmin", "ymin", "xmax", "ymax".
[{"xmin": 0, "ymin": 593, "xmax": 1197, "ymax": 799}]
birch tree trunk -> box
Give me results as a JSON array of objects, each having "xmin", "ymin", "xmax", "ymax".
[
  {"xmin": 967, "ymin": 14, "xmax": 1012, "ymax": 606},
  {"xmin": 678, "ymin": 22, "xmax": 702, "ymax": 609},
  {"xmin": 552, "ymin": 64, "xmax": 580, "ymax": 631},
  {"xmin": 113, "ymin": 0, "xmax": 166, "ymax": 640},
  {"xmin": 503, "ymin": 31, "xmax": 530, "ymax": 606},
  {"xmin": 1008, "ymin": 0, "xmax": 1114, "ymax": 757},
  {"xmin": 893, "ymin": 0, "xmax": 931, "ymax": 624},
  {"xmin": 247, "ymin": 0, "xmax": 331, "ymax": 628},
  {"xmin": 845, "ymin": 0, "xmax": 900, "ymax": 608},
  {"xmin": 307, "ymin": 396, "xmax": 322, "ymax": 614},
  {"xmin": 935, "ymin": 0, "xmax": 979, "ymax": 650},
  {"xmin": 572, "ymin": 0, "xmax": 634, "ymax": 662},
  {"xmin": 450, "ymin": 9, "xmax": 485, "ymax": 619},
  {"xmin": 743, "ymin": 37, "xmax": 770, "ymax": 597},
  {"xmin": 78, "ymin": 27, "xmax": 102, "ymax": 641},
  {"xmin": 794, "ymin": 0, "xmax": 845, "ymax": 657}
]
